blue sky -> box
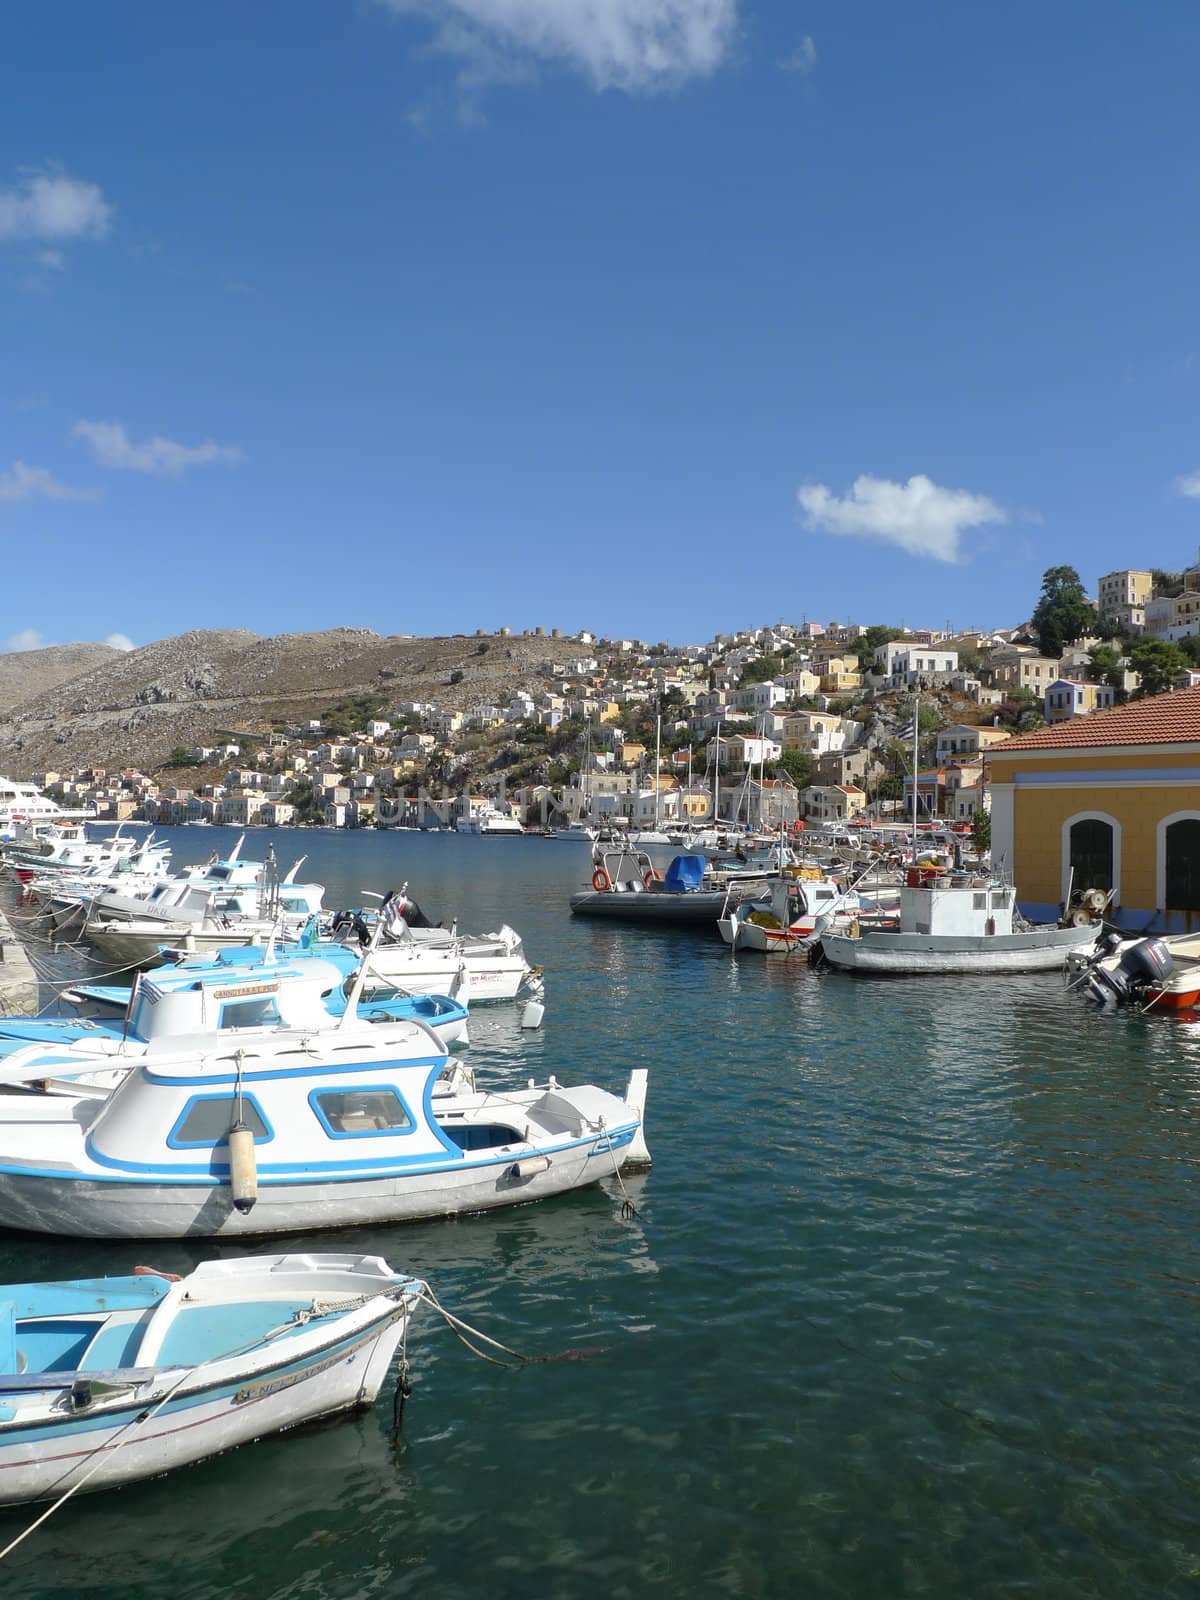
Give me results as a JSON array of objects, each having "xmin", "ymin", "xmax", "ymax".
[{"xmin": 2, "ymin": 1, "xmax": 1199, "ymax": 651}]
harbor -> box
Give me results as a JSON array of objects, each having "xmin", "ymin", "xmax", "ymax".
[{"xmin": 0, "ymin": 825, "xmax": 1197, "ymax": 1597}]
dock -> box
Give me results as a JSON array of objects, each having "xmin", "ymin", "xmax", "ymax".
[{"xmin": 0, "ymin": 909, "xmax": 37, "ymax": 1016}]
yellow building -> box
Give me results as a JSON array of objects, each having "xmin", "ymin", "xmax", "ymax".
[{"xmin": 989, "ymin": 686, "xmax": 1200, "ymax": 930}]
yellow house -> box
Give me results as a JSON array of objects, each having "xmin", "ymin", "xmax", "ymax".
[{"xmin": 988, "ymin": 686, "xmax": 1200, "ymax": 930}]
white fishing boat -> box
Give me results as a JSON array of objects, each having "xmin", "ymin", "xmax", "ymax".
[
  {"xmin": 0, "ymin": 950, "xmax": 471, "ymax": 1095},
  {"xmin": 817, "ymin": 870, "xmax": 1098, "ymax": 974},
  {"xmin": 0, "ymin": 936, "xmax": 646, "ymax": 1236},
  {"xmin": 0, "ymin": 1253, "xmax": 425, "ymax": 1504}
]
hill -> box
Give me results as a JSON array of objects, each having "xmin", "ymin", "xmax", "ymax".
[
  {"xmin": 0, "ymin": 628, "xmax": 583, "ymax": 776},
  {"xmin": 0, "ymin": 642, "xmax": 121, "ymax": 715}
]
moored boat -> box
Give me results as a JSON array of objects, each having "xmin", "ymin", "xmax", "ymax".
[
  {"xmin": 0, "ymin": 1253, "xmax": 425, "ymax": 1504},
  {"xmin": 817, "ymin": 870, "xmax": 1098, "ymax": 975},
  {"xmin": 0, "ymin": 1016, "xmax": 649, "ymax": 1236},
  {"xmin": 570, "ymin": 847, "xmax": 769, "ymax": 929}
]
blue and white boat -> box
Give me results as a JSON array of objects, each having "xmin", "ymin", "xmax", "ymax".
[
  {"xmin": 0, "ymin": 1012, "xmax": 650, "ymax": 1236},
  {"xmin": 0, "ymin": 1253, "xmax": 425, "ymax": 1504},
  {"xmin": 58, "ymin": 946, "xmax": 468, "ymax": 1043}
]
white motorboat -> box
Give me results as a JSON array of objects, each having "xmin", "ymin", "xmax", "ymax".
[
  {"xmin": 329, "ymin": 892, "xmax": 537, "ymax": 1002},
  {"xmin": 817, "ymin": 869, "xmax": 1098, "ymax": 974},
  {"xmin": 0, "ymin": 1016, "xmax": 649, "ymax": 1236},
  {"xmin": 83, "ymin": 849, "xmax": 325, "ymax": 967},
  {"xmin": 0, "ymin": 1253, "xmax": 425, "ymax": 1503}
]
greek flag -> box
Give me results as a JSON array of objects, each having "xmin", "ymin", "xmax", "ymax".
[{"xmin": 897, "ymin": 717, "xmax": 918, "ymax": 743}]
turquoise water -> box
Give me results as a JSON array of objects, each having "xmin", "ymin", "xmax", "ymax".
[{"xmin": 3, "ymin": 827, "xmax": 1200, "ymax": 1598}]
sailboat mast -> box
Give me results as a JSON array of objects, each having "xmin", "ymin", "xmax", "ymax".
[
  {"xmin": 911, "ymin": 691, "xmax": 919, "ymax": 860},
  {"xmin": 655, "ymin": 713, "xmax": 661, "ymax": 829}
]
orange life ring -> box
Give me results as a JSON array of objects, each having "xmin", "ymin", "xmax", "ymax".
[
  {"xmin": 643, "ymin": 870, "xmax": 660, "ymax": 889},
  {"xmin": 592, "ymin": 867, "xmax": 611, "ymax": 891}
]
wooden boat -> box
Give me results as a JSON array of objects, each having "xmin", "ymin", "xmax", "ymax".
[
  {"xmin": 818, "ymin": 870, "xmax": 1097, "ymax": 975},
  {"xmin": 0, "ymin": 1254, "xmax": 423, "ymax": 1504}
]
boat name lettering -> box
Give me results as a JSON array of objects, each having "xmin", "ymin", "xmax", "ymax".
[
  {"xmin": 212, "ymin": 983, "xmax": 280, "ymax": 1001},
  {"xmin": 231, "ymin": 1328, "xmax": 379, "ymax": 1406}
]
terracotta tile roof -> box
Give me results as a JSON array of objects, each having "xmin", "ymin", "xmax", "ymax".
[{"xmin": 994, "ymin": 686, "xmax": 1200, "ymax": 750}]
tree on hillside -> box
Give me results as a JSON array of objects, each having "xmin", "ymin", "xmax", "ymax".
[
  {"xmin": 774, "ymin": 749, "xmax": 812, "ymax": 789},
  {"xmin": 1031, "ymin": 566, "xmax": 1096, "ymax": 657},
  {"xmin": 852, "ymin": 625, "xmax": 907, "ymax": 668},
  {"xmin": 1087, "ymin": 644, "xmax": 1126, "ymax": 694},
  {"xmin": 1129, "ymin": 639, "xmax": 1188, "ymax": 698},
  {"xmin": 1179, "ymin": 634, "xmax": 1200, "ymax": 667},
  {"xmin": 738, "ymin": 655, "xmax": 783, "ymax": 686}
]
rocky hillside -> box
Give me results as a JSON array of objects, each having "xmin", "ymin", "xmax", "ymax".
[
  {"xmin": 0, "ymin": 628, "xmax": 583, "ymax": 775},
  {"xmin": 0, "ymin": 642, "xmax": 121, "ymax": 715}
]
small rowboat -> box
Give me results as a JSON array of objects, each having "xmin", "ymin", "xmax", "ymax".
[{"xmin": 0, "ymin": 1253, "xmax": 424, "ymax": 1504}]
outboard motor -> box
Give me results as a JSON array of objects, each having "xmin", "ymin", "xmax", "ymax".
[
  {"xmin": 387, "ymin": 889, "xmax": 434, "ymax": 930},
  {"xmin": 1119, "ymin": 937, "xmax": 1174, "ymax": 988},
  {"xmin": 1086, "ymin": 937, "xmax": 1174, "ymax": 1007}
]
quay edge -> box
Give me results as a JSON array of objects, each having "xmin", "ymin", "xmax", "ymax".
[{"xmin": 0, "ymin": 909, "xmax": 37, "ymax": 1016}]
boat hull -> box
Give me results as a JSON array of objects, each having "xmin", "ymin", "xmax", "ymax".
[
  {"xmin": 819, "ymin": 924, "xmax": 1097, "ymax": 974},
  {"xmin": 570, "ymin": 890, "xmax": 747, "ymax": 927},
  {"xmin": 0, "ymin": 1132, "xmax": 642, "ymax": 1238}
]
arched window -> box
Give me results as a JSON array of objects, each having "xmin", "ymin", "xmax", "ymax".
[
  {"xmin": 1162, "ymin": 816, "xmax": 1200, "ymax": 912},
  {"xmin": 1068, "ymin": 817, "xmax": 1114, "ymax": 894}
]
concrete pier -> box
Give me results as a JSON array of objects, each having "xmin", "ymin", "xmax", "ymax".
[{"xmin": 0, "ymin": 908, "xmax": 38, "ymax": 1015}]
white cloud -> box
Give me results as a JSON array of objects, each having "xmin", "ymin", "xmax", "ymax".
[
  {"xmin": 2, "ymin": 629, "xmax": 46, "ymax": 653},
  {"xmin": 103, "ymin": 632, "xmax": 136, "ymax": 652},
  {"xmin": 0, "ymin": 173, "xmax": 112, "ymax": 242},
  {"xmin": 0, "ymin": 461, "xmax": 100, "ymax": 503},
  {"xmin": 377, "ymin": 0, "xmax": 738, "ymax": 93},
  {"xmin": 780, "ymin": 34, "xmax": 816, "ymax": 74},
  {"xmin": 72, "ymin": 420, "xmax": 245, "ymax": 479},
  {"xmin": 797, "ymin": 473, "xmax": 1007, "ymax": 563},
  {"xmin": 1176, "ymin": 471, "xmax": 1200, "ymax": 499}
]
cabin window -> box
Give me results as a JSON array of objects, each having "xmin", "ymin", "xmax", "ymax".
[
  {"xmin": 310, "ymin": 1086, "xmax": 414, "ymax": 1137},
  {"xmin": 218, "ymin": 997, "xmax": 281, "ymax": 1029},
  {"xmin": 169, "ymin": 1094, "xmax": 271, "ymax": 1147},
  {"xmin": 990, "ymin": 891, "xmax": 1011, "ymax": 909},
  {"xmin": 973, "ymin": 893, "xmax": 987, "ymax": 910},
  {"xmin": 1164, "ymin": 819, "xmax": 1200, "ymax": 911},
  {"xmin": 1068, "ymin": 818, "xmax": 1113, "ymax": 893}
]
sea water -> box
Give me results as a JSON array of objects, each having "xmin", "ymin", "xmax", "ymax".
[{"xmin": 2, "ymin": 827, "xmax": 1199, "ymax": 1598}]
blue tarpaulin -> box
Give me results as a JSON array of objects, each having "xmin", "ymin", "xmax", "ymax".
[{"xmin": 663, "ymin": 855, "xmax": 706, "ymax": 893}]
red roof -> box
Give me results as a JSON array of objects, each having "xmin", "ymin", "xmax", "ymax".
[{"xmin": 996, "ymin": 685, "xmax": 1200, "ymax": 750}]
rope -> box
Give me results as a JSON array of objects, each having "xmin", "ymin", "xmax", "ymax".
[
  {"xmin": 0, "ymin": 1366, "xmax": 198, "ymax": 1562},
  {"xmin": 597, "ymin": 1116, "xmax": 642, "ymax": 1221}
]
